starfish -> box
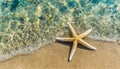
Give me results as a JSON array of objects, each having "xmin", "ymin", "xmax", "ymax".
[{"xmin": 56, "ymin": 22, "xmax": 96, "ymax": 61}]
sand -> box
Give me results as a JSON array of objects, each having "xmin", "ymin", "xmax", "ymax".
[{"xmin": 0, "ymin": 38, "xmax": 120, "ymax": 69}]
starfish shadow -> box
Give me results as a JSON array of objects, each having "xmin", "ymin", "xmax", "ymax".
[{"xmin": 55, "ymin": 40, "xmax": 94, "ymax": 62}]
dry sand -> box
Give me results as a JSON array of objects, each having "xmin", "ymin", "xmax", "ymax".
[{"xmin": 0, "ymin": 38, "xmax": 120, "ymax": 69}]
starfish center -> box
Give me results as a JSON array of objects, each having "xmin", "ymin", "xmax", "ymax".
[{"xmin": 74, "ymin": 36, "xmax": 80, "ymax": 41}]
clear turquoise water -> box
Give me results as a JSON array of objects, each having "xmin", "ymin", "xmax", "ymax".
[{"xmin": 0, "ymin": 0, "xmax": 120, "ymax": 61}]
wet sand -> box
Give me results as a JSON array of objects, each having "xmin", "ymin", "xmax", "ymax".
[{"xmin": 0, "ymin": 38, "xmax": 120, "ymax": 69}]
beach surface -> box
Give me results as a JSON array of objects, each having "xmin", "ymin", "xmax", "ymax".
[{"xmin": 0, "ymin": 38, "xmax": 120, "ymax": 69}]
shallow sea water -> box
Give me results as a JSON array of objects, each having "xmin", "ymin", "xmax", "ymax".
[{"xmin": 0, "ymin": 0, "xmax": 120, "ymax": 61}]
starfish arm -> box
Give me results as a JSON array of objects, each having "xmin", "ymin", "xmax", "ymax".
[
  {"xmin": 78, "ymin": 29, "xmax": 92, "ymax": 38},
  {"xmin": 56, "ymin": 37, "xmax": 74, "ymax": 42},
  {"xmin": 69, "ymin": 40, "xmax": 78, "ymax": 61},
  {"xmin": 67, "ymin": 22, "xmax": 77, "ymax": 37},
  {"xmin": 79, "ymin": 39, "xmax": 96, "ymax": 50}
]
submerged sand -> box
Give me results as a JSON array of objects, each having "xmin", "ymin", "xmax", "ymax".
[{"xmin": 0, "ymin": 38, "xmax": 120, "ymax": 69}]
